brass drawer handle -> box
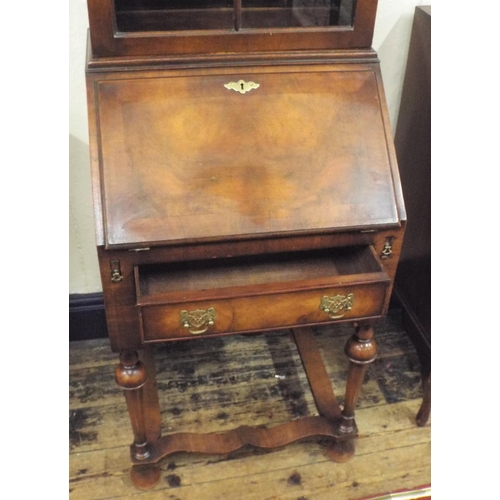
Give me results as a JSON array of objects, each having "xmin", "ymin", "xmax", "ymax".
[
  {"xmin": 180, "ymin": 307, "xmax": 216, "ymax": 335},
  {"xmin": 224, "ymin": 80, "xmax": 260, "ymax": 94},
  {"xmin": 319, "ymin": 293, "xmax": 354, "ymax": 319}
]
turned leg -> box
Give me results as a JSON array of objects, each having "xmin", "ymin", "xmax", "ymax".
[
  {"xmin": 138, "ymin": 347, "xmax": 162, "ymax": 442},
  {"xmin": 340, "ymin": 324, "xmax": 377, "ymax": 432},
  {"xmin": 116, "ymin": 351, "xmax": 160, "ymax": 490},
  {"xmin": 328, "ymin": 324, "xmax": 377, "ymax": 462}
]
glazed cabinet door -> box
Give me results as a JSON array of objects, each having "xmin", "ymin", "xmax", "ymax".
[{"xmin": 113, "ymin": 0, "xmax": 357, "ymax": 32}]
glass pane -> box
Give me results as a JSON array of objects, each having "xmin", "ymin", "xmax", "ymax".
[
  {"xmin": 241, "ymin": 0, "xmax": 356, "ymax": 29},
  {"xmin": 114, "ymin": 0, "xmax": 234, "ymax": 32}
]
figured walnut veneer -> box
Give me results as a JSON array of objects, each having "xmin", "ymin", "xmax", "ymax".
[{"xmin": 96, "ymin": 67, "xmax": 400, "ymax": 248}]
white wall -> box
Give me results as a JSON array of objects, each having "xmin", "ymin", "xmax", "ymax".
[
  {"xmin": 69, "ymin": 0, "xmax": 430, "ymax": 294},
  {"xmin": 373, "ymin": 0, "xmax": 430, "ymax": 128},
  {"xmin": 69, "ymin": 0, "xmax": 102, "ymax": 293}
]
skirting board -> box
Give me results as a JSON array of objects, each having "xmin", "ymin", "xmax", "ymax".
[{"xmin": 69, "ymin": 293, "xmax": 108, "ymax": 341}]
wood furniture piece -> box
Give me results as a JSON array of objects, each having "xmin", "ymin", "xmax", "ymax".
[
  {"xmin": 85, "ymin": 0, "xmax": 406, "ymax": 489},
  {"xmin": 393, "ymin": 5, "xmax": 431, "ymax": 427}
]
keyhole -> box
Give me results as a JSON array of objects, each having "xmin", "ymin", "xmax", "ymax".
[{"xmin": 240, "ymin": 83, "xmax": 244, "ymax": 90}]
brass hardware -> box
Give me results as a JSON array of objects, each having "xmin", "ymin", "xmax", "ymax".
[
  {"xmin": 224, "ymin": 80, "xmax": 260, "ymax": 94},
  {"xmin": 110, "ymin": 260, "xmax": 123, "ymax": 283},
  {"xmin": 381, "ymin": 238, "xmax": 393, "ymax": 259},
  {"xmin": 319, "ymin": 293, "xmax": 354, "ymax": 319},
  {"xmin": 180, "ymin": 307, "xmax": 216, "ymax": 335}
]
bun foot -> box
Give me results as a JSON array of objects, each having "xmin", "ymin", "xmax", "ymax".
[
  {"xmin": 130, "ymin": 464, "xmax": 160, "ymax": 490},
  {"xmin": 326, "ymin": 439, "xmax": 355, "ymax": 463}
]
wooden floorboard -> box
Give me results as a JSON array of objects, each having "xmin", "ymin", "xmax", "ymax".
[{"xmin": 69, "ymin": 310, "xmax": 431, "ymax": 499}]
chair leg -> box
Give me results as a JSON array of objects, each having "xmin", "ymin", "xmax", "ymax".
[{"xmin": 416, "ymin": 372, "xmax": 431, "ymax": 427}]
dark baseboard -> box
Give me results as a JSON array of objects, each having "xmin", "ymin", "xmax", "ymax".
[{"xmin": 69, "ymin": 293, "xmax": 108, "ymax": 342}]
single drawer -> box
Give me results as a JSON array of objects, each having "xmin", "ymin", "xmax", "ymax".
[{"xmin": 136, "ymin": 246, "xmax": 390, "ymax": 342}]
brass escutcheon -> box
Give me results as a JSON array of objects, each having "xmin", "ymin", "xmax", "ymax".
[
  {"xmin": 180, "ymin": 307, "xmax": 216, "ymax": 335},
  {"xmin": 319, "ymin": 293, "xmax": 354, "ymax": 319},
  {"xmin": 224, "ymin": 80, "xmax": 260, "ymax": 94}
]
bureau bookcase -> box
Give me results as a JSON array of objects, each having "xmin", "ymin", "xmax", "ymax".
[{"xmin": 85, "ymin": 0, "xmax": 406, "ymax": 489}]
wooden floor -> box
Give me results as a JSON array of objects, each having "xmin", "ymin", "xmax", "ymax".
[{"xmin": 69, "ymin": 310, "xmax": 431, "ymax": 500}]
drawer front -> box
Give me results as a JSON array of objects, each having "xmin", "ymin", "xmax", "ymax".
[{"xmin": 141, "ymin": 282, "xmax": 388, "ymax": 342}]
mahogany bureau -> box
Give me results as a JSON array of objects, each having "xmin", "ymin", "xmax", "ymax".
[{"xmin": 85, "ymin": 0, "xmax": 406, "ymax": 489}]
